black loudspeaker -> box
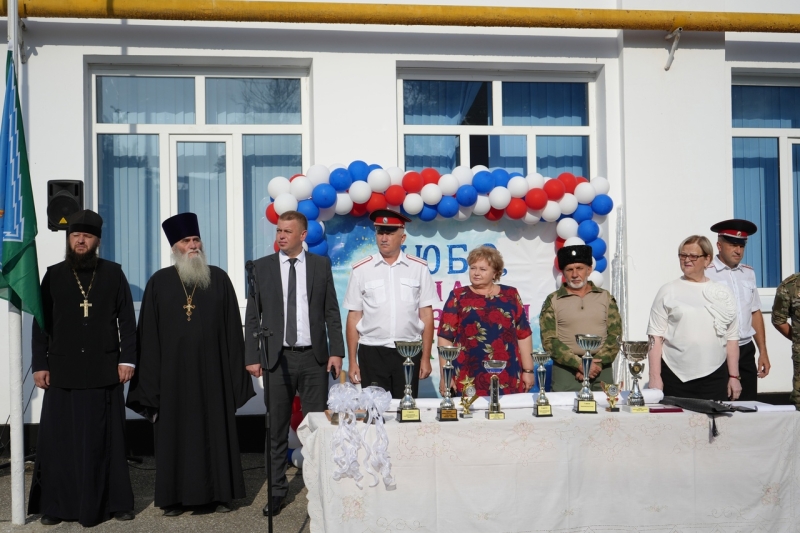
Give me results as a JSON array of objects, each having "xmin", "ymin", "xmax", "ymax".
[{"xmin": 47, "ymin": 180, "xmax": 83, "ymax": 231}]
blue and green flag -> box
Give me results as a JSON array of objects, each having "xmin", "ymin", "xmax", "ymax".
[{"xmin": 0, "ymin": 49, "xmax": 44, "ymax": 329}]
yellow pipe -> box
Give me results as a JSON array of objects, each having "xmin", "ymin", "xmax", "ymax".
[{"xmin": 2, "ymin": 1, "xmax": 800, "ymax": 33}]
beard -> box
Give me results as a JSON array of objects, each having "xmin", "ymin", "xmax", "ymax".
[
  {"xmin": 172, "ymin": 247, "xmax": 211, "ymax": 290},
  {"xmin": 65, "ymin": 243, "xmax": 99, "ymax": 270},
  {"xmin": 567, "ymin": 278, "xmax": 587, "ymax": 290}
]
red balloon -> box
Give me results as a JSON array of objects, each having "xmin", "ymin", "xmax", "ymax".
[
  {"xmin": 366, "ymin": 192, "xmax": 388, "ymax": 213},
  {"xmin": 557, "ymin": 172, "xmax": 578, "ymax": 194},
  {"xmin": 525, "ymin": 188, "xmax": 548, "ymax": 210},
  {"xmin": 293, "ymin": 395, "xmax": 302, "ymax": 413},
  {"xmin": 351, "ymin": 202, "xmax": 367, "ymax": 217},
  {"xmin": 290, "ymin": 411, "xmax": 303, "ymax": 432},
  {"xmin": 485, "ymin": 207, "xmax": 504, "ymax": 221},
  {"xmin": 576, "ymin": 176, "xmax": 589, "ymax": 184},
  {"xmin": 555, "ymin": 237, "xmax": 566, "ymax": 251},
  {"xmin": 384, "ymin": 185, "xmax": 406, "ymax": 206},
  {"xmin": 402, "ymin": 172, "xmax": 424, "ymax": 193},
  {"xmin": 290, "ymin": 174, "xmax": 304, "ymax": 181},
  {"xmin": 420, "ymin": 168, "xmax": 440, "ymax": 186},
  {"xmin": 266, "ymin": 203, "xmax": 279, "ymax": 224},
  {"xmin": 543, "ymin": 179, "xmax": 565, "ymax": 201},
  {"xmin": 506, "ymin": 198, "xmax": 527, "ymax": 219},
  {"xmin": 273, "ymin": 240, "xmax": 279, "ymax": 253}
]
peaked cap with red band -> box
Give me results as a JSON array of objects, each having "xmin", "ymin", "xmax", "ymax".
[
  {"xmin": 369, "ymin": 209, "xmax": 411, "ymax": 228},
  {"xmin": 710, "ymin": 219, "xmax": 757, "ymax": 245}
]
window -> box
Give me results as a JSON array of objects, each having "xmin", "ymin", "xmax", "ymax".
[
  {"xmin": 93, "ymin": 71, "xmax": 309, "ymax": 302},
  {"xmin": 731, "ymin": 83, "xmax": 800, "ymax": 287},
  {"xmin": 399, "ymin": 76, "xmax": 594, "ymax": 178}
]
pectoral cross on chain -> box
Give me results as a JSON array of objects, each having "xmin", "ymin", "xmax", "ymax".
[
  {"xmin": 183, "ymin": 296, "xmax": 196, "ymax": 321},
  {"xmin": 79, "ymin": 299, "xmax": 92, "ymax": 318}
]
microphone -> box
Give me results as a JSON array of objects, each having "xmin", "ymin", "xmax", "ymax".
[{"xmin": 245, "ymin": 260, "xmax": 256, "ymax": 298}]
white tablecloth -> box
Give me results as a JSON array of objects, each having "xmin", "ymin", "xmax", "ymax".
[{"xmin": 299, "ymin": 402, "xmax": 800, "ymax": 533}]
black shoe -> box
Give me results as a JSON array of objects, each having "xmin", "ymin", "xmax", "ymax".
[
  {"xmin": 215, "ymin": 503, "xmax": 232, "ymax": 513},
  {"xmin": 114, "ymin": 511, "xmax": 135, "ymax": 521},
  {"xmin": 162, "ymin": 506, "xmax": 184, "ymax": 517},
  {"xmin": 40, "ymin": 515, "xmax": 62, "ymax": 526},
  {"xmin": 262, "ymin": 496, "xmax": 285, "ymax": 517}
]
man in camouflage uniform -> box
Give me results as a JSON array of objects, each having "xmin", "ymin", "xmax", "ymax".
[
  {"xmin": 772, "ymin": 273, "xmax": 800, "ymax": 408},
  {"xmin": 540, "ymin": 245, "xmax": 622, "ymax": 392}
]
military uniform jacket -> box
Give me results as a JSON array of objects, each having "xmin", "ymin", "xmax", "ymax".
[
  {"xmin": 773, "ymin": 273, "xmax": 800, "ymax": 354},
  {"xmin": 31, "ymin": 259, "xmax": 136, "ymax": 389}
]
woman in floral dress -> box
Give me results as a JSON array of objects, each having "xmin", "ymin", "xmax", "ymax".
[{"xmin": 437, "ymin": 246, "xmax": 535, "ymax": 396}]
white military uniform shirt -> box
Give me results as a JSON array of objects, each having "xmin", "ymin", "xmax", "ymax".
[
  {"xmin": 706, "ymin": 255, "xmax": 761, "ymax": 346},
  {"xmin": 343, "ymin": 251, "xmax": 439, "ymax": 347}
]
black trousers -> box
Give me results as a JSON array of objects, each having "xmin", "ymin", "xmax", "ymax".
[
  {"xmin": 662, "ymin": 360, "xmax": 729, "ymax": 401},
  {"xmin": 264, "ymin": 347, "xmax": 327, "ymax": 496},
  {"xmin": 358, "ymin": 344, "xmax": 422, "ymax": 399},
  {"xmin": 738, "ymin": 340, "xmax": 758, "ymax": 402}
]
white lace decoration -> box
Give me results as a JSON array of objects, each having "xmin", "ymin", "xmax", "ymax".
[
  {"xmin": 359, "ymin": 386, "xmax": 396, "ymax": 491},
  {"xmin": 703, "ymin": 282, "xmax": 736, "ymax": 337},
  {"xmin": 327, "ymin": 383, "xmax": 364, "ymax": 488}
]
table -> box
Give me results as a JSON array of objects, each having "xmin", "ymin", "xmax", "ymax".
[{"xmin": 299, "ymin": 401, "xmax": 800, "ymax": 533}]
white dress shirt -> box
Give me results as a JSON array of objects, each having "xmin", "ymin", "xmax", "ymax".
[
  {"xmin": 343, "ymin": 252, "xmax": 439, "ymax": 347},
  {"xmin": 280, "ymin": 250, "xmax": 311, "ymax": 347},
  {"xmin": 706, "ymin": 256, "xmax": 761, "ymax": 346}
]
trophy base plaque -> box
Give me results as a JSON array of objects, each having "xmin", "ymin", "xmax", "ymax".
[
  {"xmin": 622, "ymin": 405, "xmax": 649, "ymax": 414},
  {"xmin": 459, "ymin": 412, "xmax": 473, "ymax": 419},
  {"xmin": 485, "ymin": 411, "xmax": 505, "ymax": 420},
  {"xmin": 437, "ymin": 408, "xmax": 458, "ymax": 421},
  {"xmin": 533, "ymin": 405, "xmax": 552, "ymax": 417},
  {"xmin": 605, "ymin": 407, "xmax": 620, "ymax": 413},
  {"xmin": 397, "ymin": 408, "xmax": 421, "ymax": 422},
  {"xmin": 573, "ymin": 399, "xmax": 597, "ymax": 413}
]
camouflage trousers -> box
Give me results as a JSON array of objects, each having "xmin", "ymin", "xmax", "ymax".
[{"xmin": 792, "ymin": 349, "xmax": 800, "ymax": 410}]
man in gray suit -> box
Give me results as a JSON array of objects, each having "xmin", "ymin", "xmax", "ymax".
[{"xmin": 244, "ymin": 210, "xmax": 344, "ymax": 517}]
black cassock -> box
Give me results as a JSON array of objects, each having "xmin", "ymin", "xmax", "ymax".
[{"xmin": 126, "ymin": 265, "xmax": 255, "ymax": 508}]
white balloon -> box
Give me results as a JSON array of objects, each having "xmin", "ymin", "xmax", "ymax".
[
  {"xmin": 574, "ymin": 182, "xmax": 597, "ymax": 204},
  {"xmin": 526, "ymin": 173, "xmax": 545, "ymax": 190},
  {"xmin": 541, "ymin": 200, "xmax": 561, "ymax": 222},
  {"xmin": 386, "ymin": 166, "xmax": 404, "ymax": 185},
  {"xmin": 302, "ymin": 241, "xmax": 308, "ymax": 251},
  {"xmin": 318, "ymin": 205, "xmax": 336, "ymax": 221},
  {"xmin": 288, "ymin": 428, "xmax": 301, "ymax": 449},
  {"xmin": 507, "ymin": 176, "xmax": 530, "ymax": 198},
  {"xmin": 367, "ymin": 169, "xmax": 391, "ymax": 193},
  {"xmin": 564, "ymin": 236, "xmax": 586, "ymax": 247},
  {"xmin": 558, "ymin": 193, "xmax": 578, "ymax": 215},
  {"xmin": 488, "ymin": 186, "xmax": 512, "ymax": 210},
  {"xmin": 588, "ymin": 270, "xmax": 605, "ymax": 288},
  {"xmin": 523, "ymin": 208, "xmax": 541, "ymax": 225},
  {"xmin": 291, "ymin": 446, "xmax": 304, "ymax": 469},
  {"xmin": 473, "ymin": 194, "xmax": 491, "ymax": 216},
  {"xmin": 592, "ymin": 176, "xmax": 611, "ymax": 195},
  {"xmin": 273, "ymin": 193, "xmax": 298, "ymax": 215},
  {"xmin": 597, "ymin": 224, "xmax": 606, "ymax": 240},
  {"xmin": 594, "ymin": 214, "xmax": 608, "ymax": 225},
  {"xmin": 471, "ymin": 165, "xmax": 489, "ymax": 173},
  {"xmin": 556, "ymin": 218, "xmax": 579, "ymax": 240},
  {"xmin": 267, "ymin": 176, "xmax": 291, "ymax": 199},
  {"xmin": 452, "ymin": 165, "xmax": 473, "ymax": 186},
  {"xmin": 334, "ymin": 193, "xmax": 353, "ymax": 215},
  {"xmin": 592, "ymin": 256, "xmax": 597, "ymax": 269},
  {"xmin": 348, "ymin": 181, "xmax": 372, "ymax": 204},
  {"xmin": 290, "ymin": 176, "xmax": 314, "ymax": 200},
  {"xmin": 328, "ymin": 163, "xmax": 345, "ymax": 171},
  {"xmin": 455, "ymin": 204, "xmax": 474, "ymax": 221},
  {"xmin": 305, "ymin": 164, "xmax": 330, "ymax": 186},
  {"xmin": 438, "ymin": 174, "xmax": 459, "ymax": 196},
  {"xmin": 403, "ymin": 193, "xmax": 424, "ymax": 215},
  {"xmin": 420, "ymin": 183, "xmax": 443, "ymax": 205}
]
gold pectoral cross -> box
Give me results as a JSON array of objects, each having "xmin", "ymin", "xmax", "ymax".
[
  {"xmin": 183, "ymin": 296, "xmax": 196, "ymax": 321},
  {"xmin": 79, "ymin": 299, "xmax": 92, "ymax": 318}
]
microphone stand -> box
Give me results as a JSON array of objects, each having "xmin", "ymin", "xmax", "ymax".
[{"xmin": 246, "ymin": 261, "xmax": 274, "ymax": 533}]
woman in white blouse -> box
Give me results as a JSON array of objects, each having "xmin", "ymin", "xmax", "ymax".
[{"xmin": 647, "ymin": 235, "xmax": 743, "ymax": 401}]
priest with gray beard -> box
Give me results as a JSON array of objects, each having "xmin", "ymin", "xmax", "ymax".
[{"xmin": 127, "ymin": 212, "xmax": 254, "ymax": 516}]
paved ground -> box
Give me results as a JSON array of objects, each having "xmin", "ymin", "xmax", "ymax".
[{"xmin": 0, "ymin": 454, "xmax": 311, "ymax": 532}]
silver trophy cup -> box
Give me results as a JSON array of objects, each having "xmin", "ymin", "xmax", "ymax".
[
  {"xmin": 532, "ymin": 351, "xmax": 553, "ymax": 417},
  {"xmin": 437, "ymin": 345, "xmax": 460, "ymax": 421},
  {"xmin": 618, "ymin": 338, "xmax": 651, "ymax": 407},
  {"xmin": 395, "ymin": 340, "xmax": 423, "ymax": 422},
  {"xmin": 484, "ymin": 359, "xmax": 507, "ymax": 419},
  {"xmin": 575, "ymin": 334, "xmax": 603, "ymax": 402}
]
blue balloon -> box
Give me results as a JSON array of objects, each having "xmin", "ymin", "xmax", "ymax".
[
  {"xmin": 329, "ymin": 168, "xmax": 352, "ymax": 192},
  {"xmin": 455, "ymin": 185, "xmax": 478, "ymax": 207},
  {"xmin": 297, "ymin": 199, "xmax": 320, "ymax": 221},
  {"xmin": 577, "ymin": 220, "xmax": 600, "ymax": 242},
  {"xmin": 419, "ymin": 204, "xmax": 438, "ymax": 222},
  {"xmin": 588, "ymin": 237, "xmax": 607, "ymax": 259},
  {"xmin": 348, "ymin": 160, "xmax": 370, "ymax": 182},
  {"xmin": 509, "ymin": 172, "xmax": 523, "ymax": 178},
  {"xmin": 308, "ymin": 239, "xmax": 329, "ymax": 256},
  {"xmin": 437, "ymin": 196, "xmax": 459, "ymax": 218},
  {"xmin": 306, "ymin": 220, "xmax": 324, "ymax": 245},
  {"xmin": 572, "ymin": 203, "xmax": 594, "ymax": 223},
  {"xmin": 311, "ymin": 183, "xmax": 337, "ymax": 209},
  {"xmin": 491, "ymin": 168, "xmax": 510, "ymax": 188},
  {"xmin": 595, "ymin": 257, "xmax": 608, "ymax": 273},
  {"xmin": 591, "ymin": 194, "xmax": 614, "ymax": 216},
  {"xmin": 367, "ymin": 163, "xmax": 383, "ymax": 173},
  {"xmin": 472, "ymin": 171, "xmax": 494, "ymax": 194}
]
